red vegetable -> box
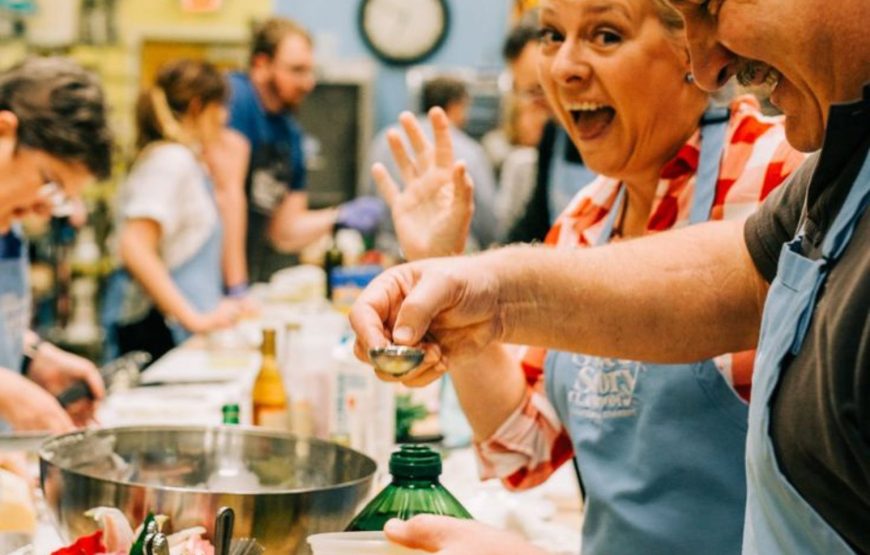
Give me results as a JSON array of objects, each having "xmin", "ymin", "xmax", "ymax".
[{"xmin": 51, "ymin": 530, "xmax": 107, "ymax": 555}]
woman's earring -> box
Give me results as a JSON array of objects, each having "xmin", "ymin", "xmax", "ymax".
[{"xmin": 684, "ymin": 72, "xmax": 696, "ymax": 84}]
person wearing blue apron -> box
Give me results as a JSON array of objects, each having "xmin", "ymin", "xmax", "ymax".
[
  {"xmin": 0, "ymin": 227, "xmax": 30, "ymax": 432},
  {"xmin": 101, "ymin": 59, "xmax": 236, "ymax": 362},
  {"xmin": 740, "ymin": 151, "xmax": 869, "ymax": 554},
  {"xmin": 102, "ymin": 173, "xmax": 224, "ymax": 362},
  {"xmin": 0, "ymin": 226, "xmax": 29, "ymax": 372},
  {"xmin": 543, "ymin": 109, "xmax": 750, "ymax": 555}
]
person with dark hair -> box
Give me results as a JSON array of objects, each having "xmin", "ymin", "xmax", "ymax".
[
  {"xmin": 497, "ymin": 18, "xmax": 598, "ymax": 243},
  {"xmin": 223, "ymin": 16, "xmax": 384, "ymax": 285},
  {"xmin": 102, "ymin": 59, "xmax": 241, "ymax": 362},
  {"xmin": 420, "ymin": 77, "xmax": 469, "ymax": 115},
  {"xmin": 0, "ymin": 57, "xmax": 110, "ymax": 434},
  {"xmin": 367, "ymin": 75, "xmax": 498, "ymax": 252}
]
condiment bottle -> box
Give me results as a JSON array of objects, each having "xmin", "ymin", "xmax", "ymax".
[
  {"xmin": 344, "ymin": 445, "xmax": 473, "ymax": 531},
  {"xmin": 252, "ymin": 328, "xmax": 288, "ymax": 430},
  {"xmin": 324, "ymin": 228, "xmax": 344, "ymax": 301},
  {"xmin": 221, "ymin": 403, "xmax": 240, "ymax": 425}
]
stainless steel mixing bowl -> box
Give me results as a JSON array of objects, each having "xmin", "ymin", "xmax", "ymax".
[{"xmin": 40, "ymin": 426, "xmax": 377, "ymax": 554}]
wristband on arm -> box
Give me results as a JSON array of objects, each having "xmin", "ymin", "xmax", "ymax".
[{"xmin": 225, "ymin": 282, "xmax": 249, "ymax": 298}]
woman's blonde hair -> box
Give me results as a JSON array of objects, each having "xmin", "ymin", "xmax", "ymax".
[{"xmin": 651, "ymin": 0, "xmax": 686, "ymax": 34}]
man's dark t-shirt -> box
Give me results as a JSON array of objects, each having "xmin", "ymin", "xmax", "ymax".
[{"xmin": 743, "ymin": 86, "xmax": 870, "ymax": 552}]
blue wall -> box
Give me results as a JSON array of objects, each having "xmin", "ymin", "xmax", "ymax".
[{"xmin": 275, "ymin": 0, "xmax": 511, "ymax": 133}]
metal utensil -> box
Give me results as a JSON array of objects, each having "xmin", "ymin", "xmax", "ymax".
[
  {"xmin": 0, "ymin": 430, "xmax": 51, "ymax": 452},
  {"xmin": 151, "ymin": 534, "xmax": 170, "ymax": 555},
  {"xmin": 230, "ymin": 538, "xmax": 264, "ymax": 555},
  {"xmin": 56, "ymin": 351, "xmax": 152, "ymax": 407},
  {"xmin": 143, "ymin": 521, "xmax": 159, "ymax": 555},
  {"xmin": 368, "ymin": 345, "xmax": 425, "ymax": 377},
  {"xmin": 215, "ymin": 506, "xmax": 234, "ymax": 555}
]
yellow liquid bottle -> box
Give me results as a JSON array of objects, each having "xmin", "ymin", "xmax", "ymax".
[{"xmin": 252, "ymin": 328, "xmax": 289, "ymax": 430}]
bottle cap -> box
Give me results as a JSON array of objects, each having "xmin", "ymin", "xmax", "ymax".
[
  {"xmin": 389, "ymin": 444, "xmax": 441, "ymax": 479},
  {"xmin": 221, "ymin": 403, "xmax": 240, "ymax": 424}
]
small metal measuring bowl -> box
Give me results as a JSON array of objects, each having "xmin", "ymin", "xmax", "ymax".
[{"xmin": 368, "ymin": 345, "xmax": 425, "ymax": 377}]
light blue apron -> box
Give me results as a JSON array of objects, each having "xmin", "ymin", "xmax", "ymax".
[
  {"xmin": 0, "ymin": 226, "xmax": 29, "ymax": 371},
  {"xmin": 102, "ymin": 172, "xmax": 223, "ymax": 354},
  {"xmin": 545, "ymin": 109, "xmax": 748, "ymax": 555},
  {"xmin": 548, "ymin": 127, "xmax": 598, "ymax": 224},
  {"xmin": 741, "ymin": 152, "xmax": 869, "ymax": 554}
]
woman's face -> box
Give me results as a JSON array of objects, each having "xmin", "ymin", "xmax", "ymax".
[
  {"xmin": 538, "ymin": 0, "xmax": 707, "ymax": 181},
  {"xmin": 193, "ymin": 101, "xmax": 228, "ymax": 144}
]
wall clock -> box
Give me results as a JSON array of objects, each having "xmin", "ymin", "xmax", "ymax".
[{"xmin": 359, "ymin": 0, "xmax": 450, "ymax": 65}]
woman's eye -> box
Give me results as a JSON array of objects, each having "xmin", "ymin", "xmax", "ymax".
[
  {"xmin": 593, "ymin": 29, "xmax": 622, "ymax": 46},
  {"xmin": 537, "ymin": 27, "xmax": 563, "ymax": 46}
]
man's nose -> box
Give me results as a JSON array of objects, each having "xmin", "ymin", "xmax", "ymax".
[{"xmin": 684, "ymin": 17, "xmax": 736, "ymax": 91}]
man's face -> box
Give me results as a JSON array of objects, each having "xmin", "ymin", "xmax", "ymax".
[
  {"xmin": 264, "ymin": 34, "xmax": 316, "ymax": 111},
  {"xmin": 0, "ymin": 142, "xmax": 93, "ymax": 233},
  {"xmin": 667, "ymin": 0, "xmax": 839, "ymax": 152}
]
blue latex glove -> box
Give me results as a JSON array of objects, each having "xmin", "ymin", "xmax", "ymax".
[{"xmin": 336, "ymin": 196, "xmax": 387, "ymax": 234}]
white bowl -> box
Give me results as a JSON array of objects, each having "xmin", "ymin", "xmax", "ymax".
[{"xmin": 308, "ymin": 531, "xmax": 429, "ymax": 555}]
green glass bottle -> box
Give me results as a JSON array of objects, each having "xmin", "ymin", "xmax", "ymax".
[
  {"xmin": 221, "ymin": 403, "xmax": 240, "ymax": 425},
  {"xmin": 345, "ymin": 445, "xmax": 473, "ymax": 531}
]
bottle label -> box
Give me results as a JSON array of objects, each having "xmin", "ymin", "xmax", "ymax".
[{"xmin": 254, "ymin": 407, "xmax": 289, "ymax": 430}]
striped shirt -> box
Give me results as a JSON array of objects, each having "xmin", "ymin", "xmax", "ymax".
[{"xmin": 475, "ymin": 96, "xmax": 807, "ymax": 489}]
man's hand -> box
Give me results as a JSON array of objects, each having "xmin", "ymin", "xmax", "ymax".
[
  {"xmin": 384, "ymin": 516, "xmax": 547, "ymax": 555},
  {"xmin": 27, "ymin": 343, "xmax": 104, "ymax": 426},
  {"xmin": 374, "ymin": 107, "xmax": 475, "ymax": 261},
  {"xmin": 0, "ymin": 370, "xmax": 75, "ymax": 433},
  {"xmin": 349, "ymin": 255, "xmax": 503, "ymax": 386}
]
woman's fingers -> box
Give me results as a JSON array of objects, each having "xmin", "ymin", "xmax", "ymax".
[
  {"xmin": 400, "ymin": 111, "xmax": 433, "ymax": 171},
  {"xmin": 429, "ymin": 107, "xmax": 455, "ymax": 169},
  {"xmin": 372, "ymin": 163, "xmax": 400, "ymax": 208},
  {"xmin": 387, "ymin": 129, "xmax": 417, "ymax": 185},
  {"xmin": 452, "ymin": 161, "xmax": 475, "ymax": 208}
]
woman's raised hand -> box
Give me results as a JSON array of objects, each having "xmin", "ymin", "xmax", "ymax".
[{"xmin": 373, "ymin": 107, "xmax": 475, "ymax": 261}]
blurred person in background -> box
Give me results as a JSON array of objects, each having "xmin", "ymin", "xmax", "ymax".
[
  {"xmin": 487, "ymin": 20, "xmax": 553, "ymax": 238},
  {"xmin": 225, "ymin": 17, "xmax": 384, "ymax": 286},
  {"xmin": 102, "ymin": 59, "xmax": 242, "ymax": 362},
  {"xmin": 0, "ymin": 57, "xmax": 110, "ymax": 433},
  {"xmin": 499, "ymin": 17, "xmax": 598, "ymax": 243},
  {"xmin": 482, "ymin": 20, "xmax": 549, "ymax": 172},
  {"xmin": 368, "ymin": 75, "xmax": 498, "ymax": 253},
  {"xmin": 360, "ymin": 0, "xmax": 806, "ymax": 552}
]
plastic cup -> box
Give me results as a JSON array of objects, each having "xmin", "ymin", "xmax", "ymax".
[{"xmin": 307, "ymin": 531, "xmax": 429, "ymax": 555}]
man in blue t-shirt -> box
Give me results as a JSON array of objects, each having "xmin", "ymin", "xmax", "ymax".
[{"xmin": 222, "ymin": 17, "xmax": 384, "ymax": 285}]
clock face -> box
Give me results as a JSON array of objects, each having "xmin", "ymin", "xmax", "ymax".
[{"xmin": 359, "ymin": 0, "xmax": 449, "ymax": 65}]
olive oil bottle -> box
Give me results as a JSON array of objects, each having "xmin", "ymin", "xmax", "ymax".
[{"xmin": 252, "ymin": 328, "xmax": 288, "ymax": 430}]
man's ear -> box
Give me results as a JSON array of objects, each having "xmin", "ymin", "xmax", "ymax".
[
  {"xmin": 250, "ymin": 53, "xmax": 272, "ymax": 72},
  {"xmin": 0, "ymin": 110, "xmax": 19, "ymax": 139},
  {"xmin": 0, "ymin": 111, "xmax": 19, "ymax": 161}
]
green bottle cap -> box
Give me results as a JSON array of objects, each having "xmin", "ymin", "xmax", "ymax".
[
  {"xmin": 389, "ymin": 444, "xmax": 442, "ymax": 479},
  {"xmin": 222, "ymin": 403, "xmax": 240, "ymax": 425}
]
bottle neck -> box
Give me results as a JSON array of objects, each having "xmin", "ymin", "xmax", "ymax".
[
  {"xmin": 261, "ymin": 329, "xmax": 277, "ymax": 358},
  {"xmin": 391, "ymin": 475, "xmax": 440, "ymax": 487}
]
